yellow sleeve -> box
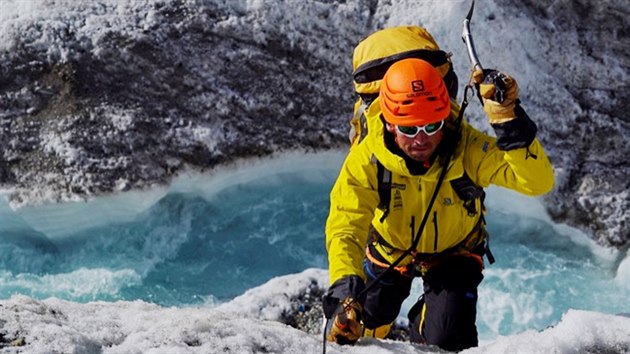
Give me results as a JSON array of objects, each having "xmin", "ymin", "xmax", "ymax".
[
  {"xmin": 325, "ymin": 149, "xmax": 379, "ymax": 285},
  {"xmin": 466, "ymin": 127, "xmax": 554, "ymax": 195}
]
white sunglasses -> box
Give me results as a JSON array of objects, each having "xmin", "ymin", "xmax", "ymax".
[{"xmin": 395, "ymin": 120, "xmax": 445, "ymax": 138}]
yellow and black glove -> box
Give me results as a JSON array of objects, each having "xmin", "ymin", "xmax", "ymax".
[
  {"xmin": 473, "ymin": 69, "xmax": 537, "ymax": 151},
  {"xmin": 478, "ymin": 70, "xmax": 519, "ymax": 124},
  {"xmin": 326, "ymin": 297, "xmax": 363, "ymax": 345},
  {"xmin": 322, "ymin": 275, "xmax": 365, "ymax": 345}
]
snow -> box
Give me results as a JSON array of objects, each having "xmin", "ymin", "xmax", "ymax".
[{"xmin": 1, "ymin": 269, "xmax": 629, "ymax": 354}]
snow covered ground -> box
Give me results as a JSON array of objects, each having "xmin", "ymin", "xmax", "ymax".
[{"xmin": 1, "ymin": 268, "xmax": 629, "ymax": 354}]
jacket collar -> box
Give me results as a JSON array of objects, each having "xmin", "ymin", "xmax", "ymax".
[{"xmin": 364, "ymin": 98, "xmax": 466, "ymax": 182}]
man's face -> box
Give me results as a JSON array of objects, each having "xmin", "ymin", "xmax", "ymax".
[{"xmin": 386, "ymin": 123, "xmax": 444, "ymax": 162}]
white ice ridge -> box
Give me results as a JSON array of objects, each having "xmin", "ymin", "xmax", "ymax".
[
  {"xmin": 167, "ymin": 149, "xmax": 347, "ymax": 200},
  {"xmin": 0, "ymin": 150, "xmax": 347, "ymax": 240},
  {"xmin": 615, "ymin": 249, "xmax": 630, "ymax": 290},
  {"xmin": 0, "ymin": 187, "xmax": 168, "ymax": 240}
]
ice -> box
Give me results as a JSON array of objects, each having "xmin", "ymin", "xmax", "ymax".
[
  {"xmin": 616, "ymin": 249, "xmax": 630, "ymax": 290},
  {"xmin": 485, "ymin": 185, "xmax": 620, "ymax": 264},
  {"xmin": 1, "ymin": 187, "xmax": 168, "ymax": 240},
  {"xmin": 1, "ymin": 269, "xmax": 629, "ymax": 354},
  {"xmin": 0, "ymin": 150, "xmax": 346, "ymax": 241},
  {"xmin": 167, "ymin": 150, "xmax": 346, "ymax": 201},
  {"xmin": 0, "ymin": 268, "xmax": 142, "ymax": 300}
]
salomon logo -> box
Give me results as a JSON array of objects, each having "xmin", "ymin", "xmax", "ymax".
[{"xmin": 411, "ymin": 80, "xmax": 425, "ymax": 92}]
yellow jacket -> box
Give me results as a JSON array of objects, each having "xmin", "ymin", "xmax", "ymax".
[{"xmin": 325, "ymin": 99, "xmax": 554, "ymax": 284}]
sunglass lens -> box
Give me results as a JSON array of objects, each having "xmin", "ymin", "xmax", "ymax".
[
  {"xmin": 397, "ymin": 126, "xmax": 419, "ymax": 136},
  {"xmin": 424, "ymin": 122, "xmax": 441, "ymax": 134}
]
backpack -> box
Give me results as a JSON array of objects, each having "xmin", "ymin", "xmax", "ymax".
[{"xmin": 349, "ymin": 26, "xmax": 493, "ymax": 263}]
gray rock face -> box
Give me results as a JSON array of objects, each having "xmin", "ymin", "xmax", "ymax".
[
  {"xmin": 0, "ymin": 1, "xmax": 368, "ymax": 204},
  {"xmin": 507, "ymin": 0, "xmax": 630, "ymax": 247},
  {"xmin": 0, "ymin": 0, "xmax": 628, "ymax": 248}
]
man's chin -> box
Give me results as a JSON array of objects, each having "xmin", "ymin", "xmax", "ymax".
[
  {"xmin": 408, "ymin": 153, "xmax": 430, "ymax": 162},
  {"xmin": 407, "ymin": 149, "xmax": 432, "ymax": 161}
]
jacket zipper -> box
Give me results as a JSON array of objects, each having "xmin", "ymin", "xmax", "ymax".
[{"xmin": 432, "ymin": 211, "xmax": 438, "ymax": 251}]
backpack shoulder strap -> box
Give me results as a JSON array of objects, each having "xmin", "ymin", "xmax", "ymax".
[
  {"xmin": 450, "ymin": 171, "xmax": 485, "ymax": 216},
  {"xmin": 449, "ymin": 171, "xmax": 495, "ymax": 263},
  {"xmin": 373, "ymin": 157, "xmax": 392, "ymax": 223}
]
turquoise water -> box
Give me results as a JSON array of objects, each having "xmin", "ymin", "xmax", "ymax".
[
  {"xmin": 0, "ymin": 153, "xmax": 627, "ymax": 339},
  {"xmin": 476, "ymin": 209, "xmax": 626, "ymax": 339},
  {"xmin": 0, "ymin": 166, "xmax": 334, "ymax": 305}
]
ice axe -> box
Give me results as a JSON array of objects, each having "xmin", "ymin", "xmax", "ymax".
[{"xmin": 461, "ymin": 0, "xmax": 508, "ymax": 104}]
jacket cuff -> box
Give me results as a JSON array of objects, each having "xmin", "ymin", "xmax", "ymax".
[
  {"xmin": 323, "ymin": 275, "xmax": 366, "ymax": 319},
  {"xmin": 491, "ymin": 101, "xmax": 537, "ymax": 151},
  {"xmin": 327, "ymin": 275, "xmax": 366, "ymax": 302}
]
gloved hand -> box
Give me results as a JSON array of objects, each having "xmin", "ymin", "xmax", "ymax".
[
  {"xmin": 326, "ymin": 297, "xmax": 363, "ymax": 345},
  {"xmin": 473, "ymin": 69, "xmax": 519, "ymax": 124}
]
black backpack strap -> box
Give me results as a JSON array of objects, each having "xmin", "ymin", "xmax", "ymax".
[
  {"xmin": 450, "ymin": 171, "xmax": 485, "ymax": 216},
  {"xmin": 375, "ymin": 158, "xmax": 392, "ymax": 223},
  {"xmin": 450, "ymin": 172, "xmax": 494, "ymax": 264},
  {"xmin": 484, "ymin": 228, "xmax": 495, "ymax": 264},
  {"xmin": 353, "ymin": 49, "xmax": 451, "ymax": 84}
]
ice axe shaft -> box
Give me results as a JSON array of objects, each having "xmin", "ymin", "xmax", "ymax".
[{"xmin": 462, "ymin": 0, "xmax": 483, "ymax": 72}]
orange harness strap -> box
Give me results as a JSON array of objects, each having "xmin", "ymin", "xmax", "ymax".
[
  {"xmin": 366, "ymin": 244, "xmax": 485, "ymax": 278},
  {"xmin": 365, "ymin": 245, "xmax": 410, "ymax": 276}
]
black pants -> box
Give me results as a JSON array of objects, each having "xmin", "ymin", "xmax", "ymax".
[
  {"xmin": 361, "ymin": 256, "xmax": 413, "ymax": 330},
  {"xmin": 364, "ymin": 254, "xmax": 483, "ymax": 351}
]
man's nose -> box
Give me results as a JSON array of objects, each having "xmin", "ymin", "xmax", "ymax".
[{"xmin": 413, "ymin": 132, "xmax": 429, "ymax": 143}]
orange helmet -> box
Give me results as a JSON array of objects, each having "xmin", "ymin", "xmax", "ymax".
[{"xmin": 380, "ymin": 58, "xmax": 451, "ymax": 126}]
